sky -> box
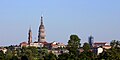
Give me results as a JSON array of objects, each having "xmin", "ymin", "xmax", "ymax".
[{"xmin": 0, "ymin": 0, "xmax": 120, "ymax": 46}]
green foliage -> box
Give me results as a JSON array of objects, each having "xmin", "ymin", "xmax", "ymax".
[
  {"xmin": 58, "ymin": 53, "xmax": 70, "ymax": 60},
  {"xmin": 21, "ymin": 55, "xmax": 28, "ymax": 60},
  {"xmin": 58, "ymin": 53, "xmax": 79, "ymax": 60},
  {"xmin": 5, "ymin": 49, "xmax": 13, "ymax": 60},
  {"xmin": 21, "ymin": 46, "xmax": 39, "ymax": 60},
  {"xmin": 79, "ymin": 51, "xmax": 96, "ymax": 60},
  {"xmin": 83, "ymin": 42, "xmax": 90, "ymax": 52},
  {"xmin": 0, "ymin": 51, "xmax": 5, "ymax": 60},
  {"xmin": 45, "ymin": 52, "xmax": 57, "ymax": 60},
  {"xmin": 11, "ymin": 56, "xmax": 19, "ymax": 60},
  {"xmin": 67, "ymin": 35, "xmax": 81, "ymax": 55},
  {"xmin": 3, "ymin": 46, "xmax": 43, "ymax": 60},
  {"xmin": 2, "ymin": 39, "xmax": 120, "ymax": 60},
  {"xmin": 110, "ymin": 40, "xmax": 120, "ymax": 48}
]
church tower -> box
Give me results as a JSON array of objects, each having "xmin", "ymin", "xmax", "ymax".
[
  {"xmin": 28, "ymin": 27, "xmax": 32, "ymax": 45},
  {"xmin": 88, "ymin": 35, "xmax": 94, "ymax": 48},
  {"xmin": 38, "ymin": 16, "xmax": 46, "ymax": 42}
]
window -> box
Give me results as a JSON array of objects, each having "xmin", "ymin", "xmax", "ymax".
[
  {"xmin": 41, "ymin": 31, "xmax": 44, "ymax": 33},
  {"xmin": 41, "ymin": 37, "xmax": 45, "ymax": 39}
]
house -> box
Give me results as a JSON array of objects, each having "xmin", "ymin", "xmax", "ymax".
[
  {"xmin": 94, "ymin": 42, "xmax": 111, "ymax": 49},
  {"xmin": 20, "ymin": 42, "xmax": 28, "ymax": 47},
  {"xmin": 0, "ymin": 47, "xmax": 7, "ymax": 54},
  {"xmin": 94, "ymin": 42, "xmax": 107, "ymax": 47}
]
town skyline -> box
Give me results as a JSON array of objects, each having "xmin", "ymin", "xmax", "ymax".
[{"xmin": 0, "ymin": 0, "xmax": 120, "ymax": 46}]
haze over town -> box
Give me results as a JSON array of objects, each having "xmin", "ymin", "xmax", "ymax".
[{"xmin": 0, "ymin": 0, "xmax": 120, "ymax": 46}]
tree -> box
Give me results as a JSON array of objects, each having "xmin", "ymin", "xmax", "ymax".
[
  {"xmin": 10, "ymin": 56, "xmax": 19, "ymax": 60},
  {"xmin": 79, "ymin": 52, "xmax": 90, "ymax": 60},
  {"xmin": 110, "ymin": 40, "xmax": 120, "ymax": 48},
  {"xmin": 79, "ymin": 50, "xmax": 95, "ymax": 60},
  {"xmin": 21, "ymin": 55, "xmax": 28, "ymax": 60},
  {"xmin": 58, "ymin": 53, "xmax": 70, "ymax": 60},
  {"xmin": 67, "ymin": 35, "xmax": 81, "ymax": 55},
  {"xmin": 5, "ymin": 49, "xmax": 13, "ymax": 60},
  {"xmin": 83, "ymin": 42, "xmax": 90, "ymax": 52},
  {"xmin": 45, "ymin": 52, "xmax": 57, "ymax": 60},
  {"xmin": 58, "ymin": 53, "xmax": 78, "ymax": 60},
  {"xmin": 20, "ymin": 46, "xmax": 42, "ymax": 60},
  {"xmin": 110, "ymin": 40, "xmax": 117, "ymax": 48},
  {"xmin": 0, "ymin": 51, "xmax": 5, "ymax": 60}
]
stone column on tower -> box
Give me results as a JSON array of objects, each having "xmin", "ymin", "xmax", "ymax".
[{"xmin": 38, "ymin": 16, "xmax": 46, "ymax": 42}]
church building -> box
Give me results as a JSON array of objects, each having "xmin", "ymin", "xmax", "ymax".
[{"xmin": 20, "ymin": 16, "xmax": 47, "ymax": 47}]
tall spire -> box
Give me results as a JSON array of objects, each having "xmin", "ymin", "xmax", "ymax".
[
  {"xmin": 28, "ymin": 27, "xmax": 32, "ymax": 45},
  {"xmin": 38, "ymin": 16, "xmax": 46, "ymax": 42},
  {"xmin": 29, "ymin": 26, "xmax": 32, "ymax": 32},
  {"xmin": 41, "ymin": 16, "xmax": 43, "ymax": 25}
]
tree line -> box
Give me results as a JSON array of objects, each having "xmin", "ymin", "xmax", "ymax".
[{"xmin": 0, "ymin": 35, "xmax": 120, "ymax": 60}]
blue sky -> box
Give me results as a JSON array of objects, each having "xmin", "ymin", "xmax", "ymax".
[{"xmin": 0, "ymin": 0, "xmax": 120, "ymax": 46}]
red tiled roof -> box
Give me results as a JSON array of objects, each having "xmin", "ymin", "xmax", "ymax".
[
  {"xmin": 20, "ymin": 42, "xmax": 28, "ymax": 44},
  {"xmin": 20, "ymin": 42, "xmax": 28, "ymax": 47},
  {"xmin": 94, "ymin": 42, "xmax": 107, "ymax": 44}
]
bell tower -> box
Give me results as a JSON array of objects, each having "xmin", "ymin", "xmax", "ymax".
[
  {"xmin": 28, "ymin": 27, "xmax": 32, "ymax": 45},
  {"xmin": 38, "ymin": 16, "xmax": 46, "ymax": 42}
]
